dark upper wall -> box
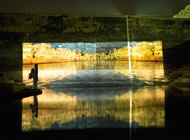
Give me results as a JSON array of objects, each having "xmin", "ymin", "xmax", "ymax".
[
  {"xmin": 128, "ymin": 16, "xmax": 190, "ymax": 41},
  {"xmin": 1, "ymin": 14, "xmax": 190, "ymax": 42},
  {"xmin": 0, "ymin": 14, "xmax": 190, "ymax": 82},
  {"xmin": 0, "ymin": 14, "xmax": 127, "ymax": 42}
]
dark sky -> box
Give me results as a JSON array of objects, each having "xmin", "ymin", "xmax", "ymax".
[{"xmin": 0, "ymin": 0, "xmax": 189, "ymax": 16}]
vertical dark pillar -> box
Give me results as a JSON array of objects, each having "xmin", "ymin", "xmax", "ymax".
[
  {"xmin": 0, "ymin": 32, "xmax": 24, "ymax": 83},
  {"xmin": 162, "ymin": 40, "xmax": 190, "ymax": 78}
]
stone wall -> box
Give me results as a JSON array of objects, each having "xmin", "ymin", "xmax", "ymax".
[
  {"xmin": 1, "ymin": 14, "xmax": 190, "ymax": 82},
  {"xmin": 0, "ymin": 14, "xmax": 127, "ymax": 42}
]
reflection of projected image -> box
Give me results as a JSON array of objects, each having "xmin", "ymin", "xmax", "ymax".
[{"xmin": 22, "ymin": 41, "xmax": 165, "ymax": 131}]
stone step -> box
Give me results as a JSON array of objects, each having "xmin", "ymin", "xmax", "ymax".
[{"xmin": 173, "ymin": 78, "xmax": 190, "ymax": 87}]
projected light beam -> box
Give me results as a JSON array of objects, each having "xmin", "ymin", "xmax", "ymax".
[{"xmin": 126, "ymin": 16, "xmax": 132, "ymax": 75}]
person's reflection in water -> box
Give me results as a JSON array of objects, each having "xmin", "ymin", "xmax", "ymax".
[
  {"xmin": 29, "ymin": 64, "xmax": 39, "ymax": 118},
  {"xmin": 30, "ymin": 96, "xmax": 38, "ymax": 118}
]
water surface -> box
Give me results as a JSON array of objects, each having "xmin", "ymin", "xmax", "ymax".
[{"xmin": 22, "ymin": 61, "xmax": 166, "ymax": 131}]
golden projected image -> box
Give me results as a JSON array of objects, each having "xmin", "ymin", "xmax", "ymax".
[
  {"xmin": 23, "ymin": 41, "xmax": 163, "ymax": 64},
  {"xmin": 22, "ymin": 41, "xmax": 166, "ymax": 131}
]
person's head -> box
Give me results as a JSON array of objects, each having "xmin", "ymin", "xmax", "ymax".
[{"xmin": 35, "ymin": 64, "xmax": 38, "ymax": 69}]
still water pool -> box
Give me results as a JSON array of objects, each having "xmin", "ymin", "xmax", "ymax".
[{"xmin": 22, "ymin": 61, "xmax": 166, "ymax": 131}]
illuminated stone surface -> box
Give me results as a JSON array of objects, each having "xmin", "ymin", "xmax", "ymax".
[{"xmin": 174, "ymin": 5, "xmax": 190, "ymax": 18}]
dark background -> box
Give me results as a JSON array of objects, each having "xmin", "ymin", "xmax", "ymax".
[{"xmin": 0, "ymin": 0, "xmax": 189, "ymax": 16}]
